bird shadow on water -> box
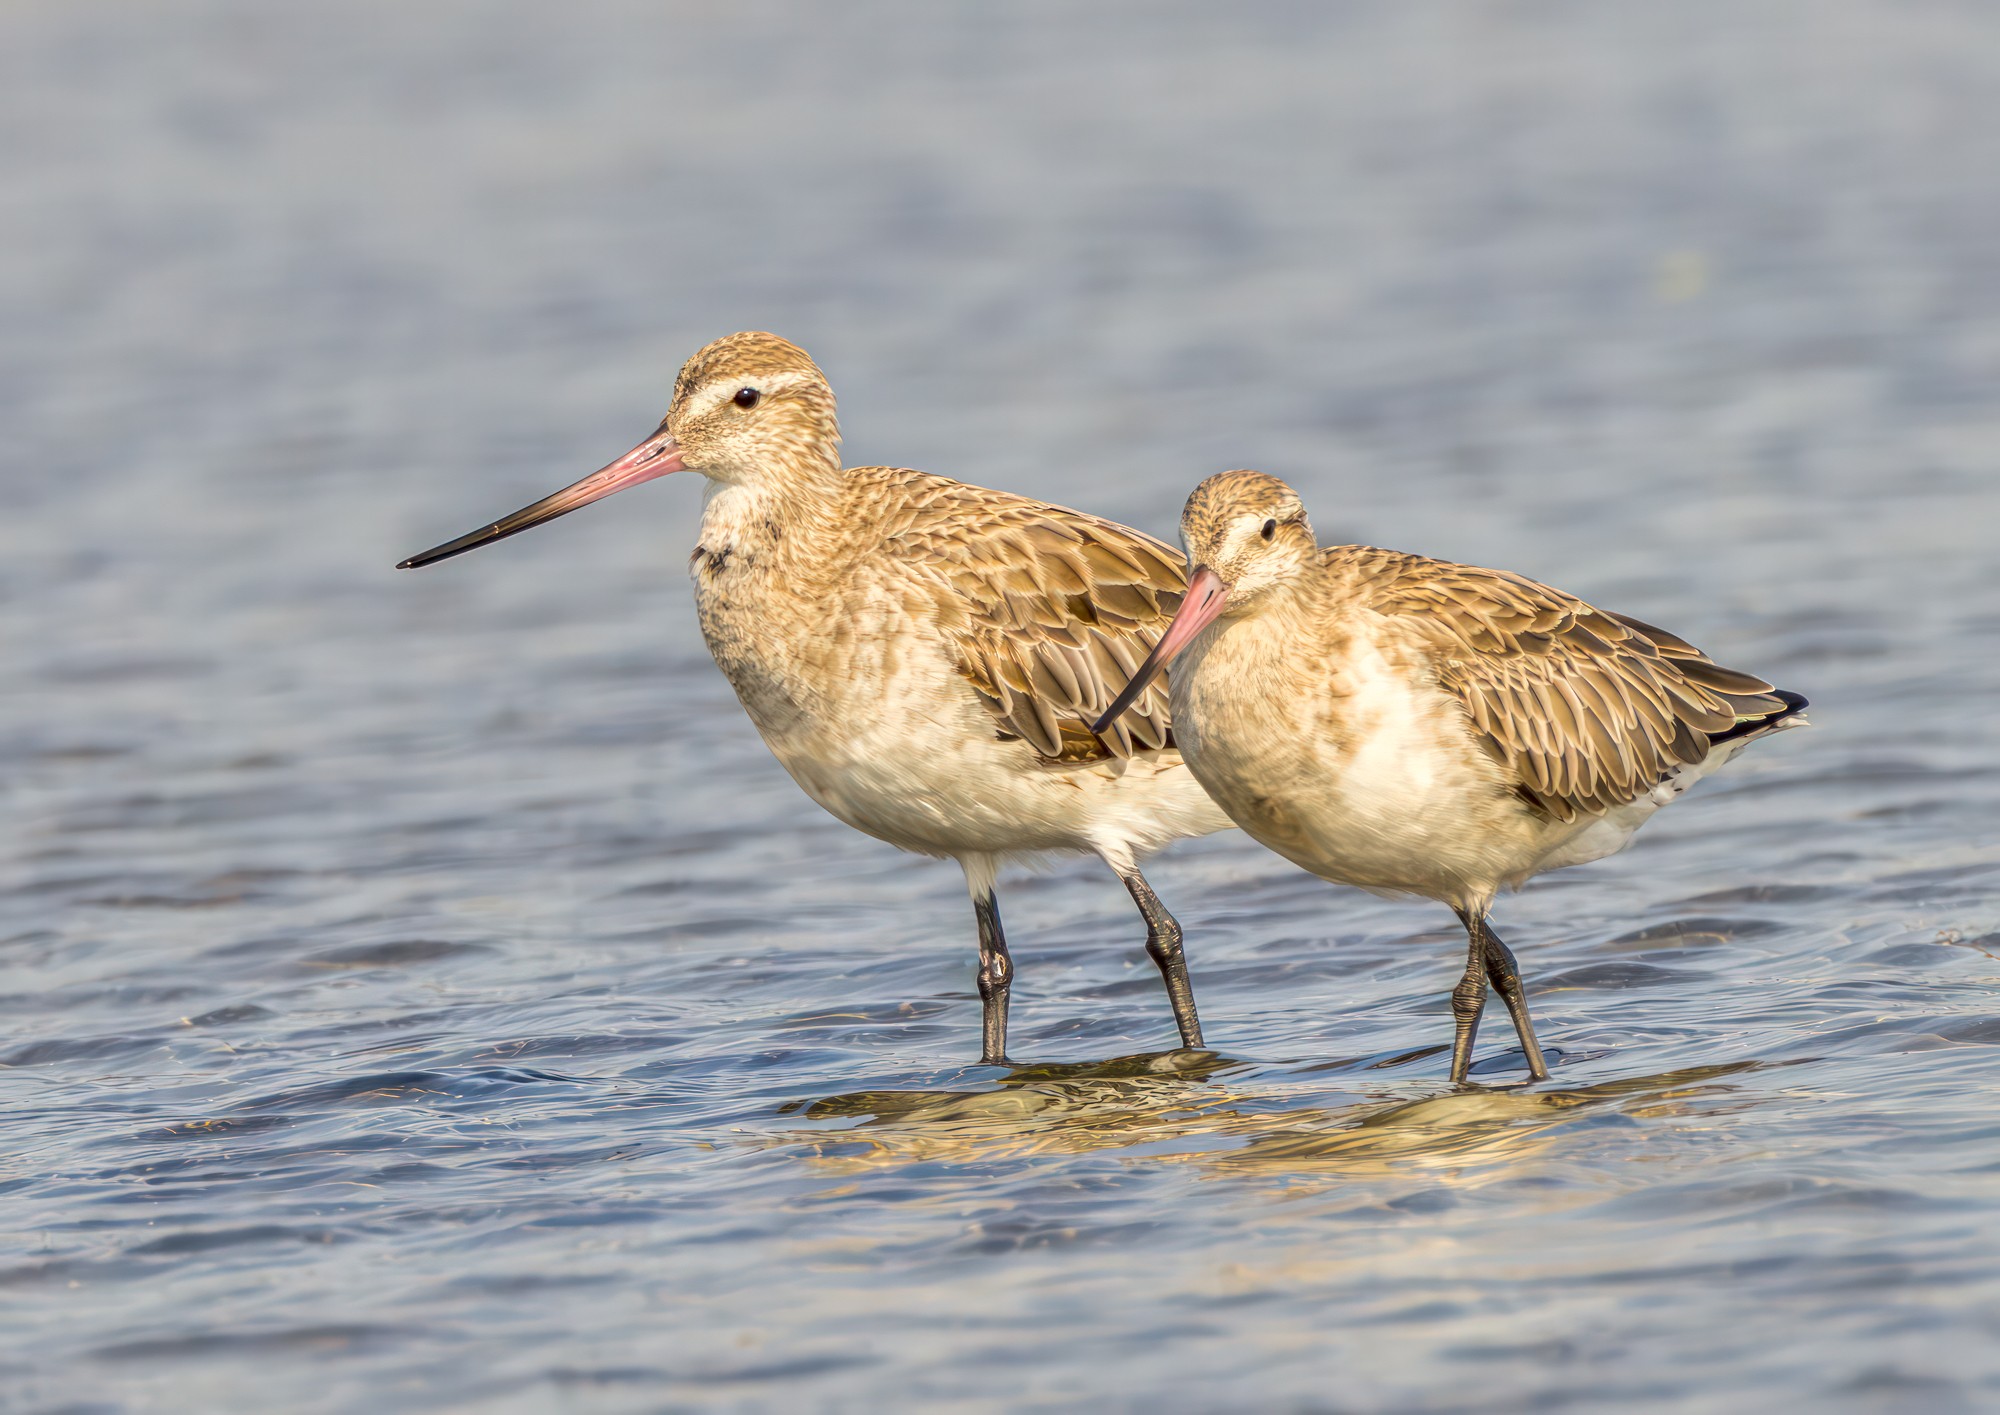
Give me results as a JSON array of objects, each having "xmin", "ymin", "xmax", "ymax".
[{"xmin": 762, "ymin": 1051, "xmax": 1768, "ymax": 1182}]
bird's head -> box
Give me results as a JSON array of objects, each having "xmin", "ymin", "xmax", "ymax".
[
  {"xmin": 663, "ymin": 331, "xmax": 840, "ymax": 486},
  {"xmin": 1176, "ymin": 469, "xmax": 1318, "ymax": 611},
  {"xmin": 396, "ymin": 331, "xmax": 839, "ymax": 569},
  {"xmin": 1090, "ymin": 470, "xmax": 1317, "ymax": 736}
]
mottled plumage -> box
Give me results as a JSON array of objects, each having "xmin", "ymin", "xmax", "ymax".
[
  {"xmin": 1097, "ymin": 469, "xmax": 1807, "ymax": 1084},
  {"xmin": 401, "ymin": 333, "xmax": 1233, "ymax": 1063},
  {"xmin": 898, "ymin": 477, "xmax": 1188, "ymax": 760},
  {"xmin": 1356, "ymin": 550, "xmax": 1794, "ymax": 822}
]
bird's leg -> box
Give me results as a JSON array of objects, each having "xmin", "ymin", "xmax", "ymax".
[
  {"xmin": 1448, "ymin": 911, "xmax": 1489, "ymax": 1084},
  {"xmin": 1114, "ymin": 863, "xmax": 1203, "ymax": 1050},
  {"xmin": 1476, "ymin": 916, "xmax": 1550, "ymax": 1081},
  {"xmin": 972, "ymin": 889, "xmax": 1014, "ymax": 1065}
]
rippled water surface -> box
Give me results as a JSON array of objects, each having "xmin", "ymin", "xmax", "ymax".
[{"xmin": 9, "ymin": 2, "xmax": 2000, "ymax": 1410}]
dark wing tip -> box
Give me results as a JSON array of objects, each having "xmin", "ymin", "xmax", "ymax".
[{"xmin": 1708, "ymin": 686, "xmax": 1810, "ymax": 746}]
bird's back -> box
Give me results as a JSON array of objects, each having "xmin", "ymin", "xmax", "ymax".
[
  {"xmin": 1330, "ymin": 544, "xmax": 1807, "ymax": 823},
  {"xmin": 832, "ymin": 466, "xmax": 1197, "ymax": 763}
]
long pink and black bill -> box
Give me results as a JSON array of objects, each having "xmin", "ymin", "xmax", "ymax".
[
  {"xmin": 396, "ymin": 424, "xmax": 684, "ymax": 569},
  {"xmin": 1090, "ymin": 566, "xmax": 1230, "ymax": 737}
]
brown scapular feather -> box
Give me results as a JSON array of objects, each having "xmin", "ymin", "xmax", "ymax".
[
  {"xmin": 1356, "ymin": 549, "xmax": 1801, "ymax": 820},
  {"xmin": 875, "ymin": 470, "xmax": 1190, "ymax": 765}
]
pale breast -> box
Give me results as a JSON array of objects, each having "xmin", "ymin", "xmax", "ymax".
[
  {"xmin": 690, "ymin": 481, "xmax": 848, "ymax": 743},
  {"xmin": 687, "ymin": 516, "xmax": 1017, "ymax": 849},
  {"xmin": 695, "ymin": 551, "xmax": 933, "ymax": 757},
  {"xmin": 1175, "ymin": 606, "xmax": 1558, "ymax": 902},
  {"xmin": 1169, "ymin": 603, "xmax": 1347, "ymax": 865},
  {"xmin": 693, "ymin": 558, "xmax": 810, "ymax": 740}
]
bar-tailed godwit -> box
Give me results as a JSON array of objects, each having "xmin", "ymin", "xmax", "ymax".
[
  {"xmin": 400, "ymin": 333, "xmax": 1233, "ymax": 1063},
  {"xmin": 1095, "ymin": 470, "xmax": 1807, "ymax": 1083}
]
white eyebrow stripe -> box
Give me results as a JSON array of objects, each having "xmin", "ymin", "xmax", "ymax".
[
  {"xmin": 685, "ymin": 368, "xmax": 816, "ymax": 419},
  {"xmin": 1239, "ymin": 499, "xmax": 1303, "ymax": 528}
]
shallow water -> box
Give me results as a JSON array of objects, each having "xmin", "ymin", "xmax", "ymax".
[{"xmin": 7, "ymin": 1, "xmax": 2000, "ymax": 1410}]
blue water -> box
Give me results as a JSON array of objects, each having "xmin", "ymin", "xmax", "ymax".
[{"xmin": 8, "ymin": 2, "xmax": 2000, "ymax": 1409}]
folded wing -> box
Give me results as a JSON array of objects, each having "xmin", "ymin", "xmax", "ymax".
[
  {"xmin": 881, "ymin": 471, "xmax": 1190, "ymax": 763},
  {"xmin": 1370, "ymin": 553, "xmax": 1796, "ymax": 821}
]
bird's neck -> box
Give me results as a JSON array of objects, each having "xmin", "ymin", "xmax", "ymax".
[{"xmin": 696, "ymin": 458, "xmax": 853, "ymax": 578}]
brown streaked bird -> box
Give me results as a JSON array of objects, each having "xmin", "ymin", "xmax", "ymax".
[
  {"xmin": 399, "ymin": 332, "xmax": 1234, "ymax": 1064},
  {"xmin": 1095, "ymin": 469, "xmax": 1807, "ymax": 1084}
]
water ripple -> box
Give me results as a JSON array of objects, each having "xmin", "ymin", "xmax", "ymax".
[{"xmin": 7, "ymin": 1, "xmax": 2000, "ymax": 1409}]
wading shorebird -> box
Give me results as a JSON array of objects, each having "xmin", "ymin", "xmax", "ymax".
[
  {"xmin": 1094, "ymin": 470, "xmax": 1806, "ymax": 1084},
  {"xmin": 399, "ymin": 333, "xmax": 1233, "ymax": 1063}
]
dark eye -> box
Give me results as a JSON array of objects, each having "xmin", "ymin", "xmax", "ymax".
[
  {"xmin": 733, "ymin": 387, "xmax": 760, "ymax": 409},
  {"xmin": 1260, "ymin": 519, "xmax": 1278, "ymax": 541}
]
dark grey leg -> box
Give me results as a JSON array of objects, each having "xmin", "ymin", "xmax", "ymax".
[
  {"xmin": 973, "ymin": 890, "xmax": 1013, "ymax": 1065},
  {"xmin": 1477, "ymin": 918, "xmax": 1550, "ymax": 1081},
  {"xmin": 1113, "ymin": 863, "xmax": 1203, "ymax": 1050},
  {"xmin": 1447, "ymin": 918, "xmax": 1488, "ymax": 1085}
]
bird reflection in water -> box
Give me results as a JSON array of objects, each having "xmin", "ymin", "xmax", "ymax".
[{"xmin": 771, "ymin": 1054, "xmax": 1763, "ymax": 1179}]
